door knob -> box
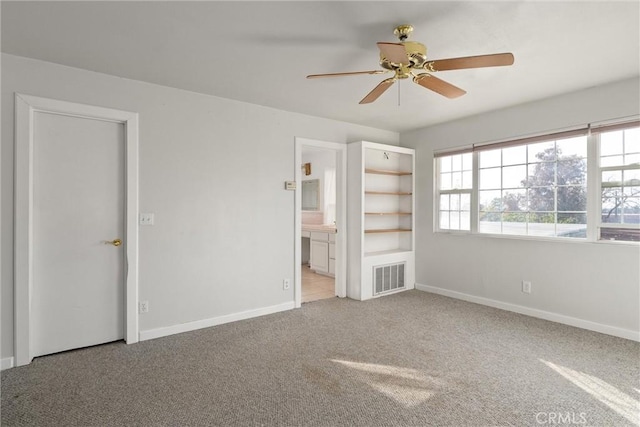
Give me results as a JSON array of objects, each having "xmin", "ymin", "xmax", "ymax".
[{"xmin": 106, "ymin": 239, "xmax": 122, "ymax": 247}]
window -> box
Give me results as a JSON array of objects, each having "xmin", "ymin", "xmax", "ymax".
[
  {"xmin": 478, "ymin": 136, "xmax": 588, "ymax": 238},
  {"xmin": 434, "ymin": 119, "xmax": 640, "ymax": 243},
  {"xmin": 598, "ymin": 126, "xmax": 640, "ymax": 241},
  {"xmin": 436, "ymin": 152, "xmax": 472, "ymax": 230}
]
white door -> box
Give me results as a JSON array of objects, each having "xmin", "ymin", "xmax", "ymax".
[{"xmin": 32, "ymin": 111, "xmax": 125, "ymax": 357}]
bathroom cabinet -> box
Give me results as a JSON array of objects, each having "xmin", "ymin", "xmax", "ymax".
[{"xmin": 309, "ymin": 231, "xmax": 335, "ymax": 277}]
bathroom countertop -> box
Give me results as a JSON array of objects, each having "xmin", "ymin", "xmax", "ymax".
[{"xmin": 302, "ymin": 224, "xmax": 337, "ymax": 233}]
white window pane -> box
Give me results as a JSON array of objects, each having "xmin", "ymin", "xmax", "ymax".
[
  {"xmin": 479, "ymin": 212, "xmax": 501, "ymax": 234},
  {"xmin": 623, "ymin": 169, "xmax": 640, "ymax": 185},
  {"xmin": 557, "ymin": 214, "xmax": 587, "ymax": 238},
  {"xmin": 527, "ymin": 162, "xmax": 555, "ymax": 187},
  {"xmin": 479, "ymin": 149, "xmax": 501, "ymax": 168},
  {"xmin": 528, "ymin": 187, "xmax": 555, "ymax": 211},
  {"xmin": 502, "ymin": 165, "xmax": 527, "ymax": 188},
  {"xmin": 600, "ymin": 155, "xmax": 624, "ymax": 167},
  {"xmin": 479, "ymin": 190, "xmax": 502, "ymax": 211},
  {"xmin": 502, "ymin": 145, "xmax": 527, "ymax": 166},
  {"xmin": 557, "ymin": 159, "xmax": 587, "ymax": 185},
  {"xmin": 452, "ymin": 172, "xmax": 463, "ymax": 189},
  {"xmin": 624, "ymin": 186, "xmax": 640, "ymax": 197},
  {"xmin": 601, "ymin": 170, "xmax": 622, "ymax": 186},
  {"xmin": 601, "ymin": 197, "xmax": 622, "ymax": 223},
  {"xmin": 450, "ymin": 193, "xmax": 460, "ymax": 210},
  {"xmin": 528, "ymin": 213, "xmax": 556, "ymax": 237},
  {"xmin": 602, "ymin": 187, "xmax": 623, "ymax": 208},
  {"xmin": 557, "ymin": 186, "xmax": 587, "ymax": 211},
  {"xmin": 460, "ymin": 193, "xmax": 471, "ymax": 211},
  {"xmin": 440, "ymin": 194, "xmax": 450, "ymax": 210},
  {"xmin": 440, "ymin": 211, "xmax": 450, "ymax": 229},
  {"xmin": 440, "ymin": 172, "xmax": 452, "ymax": 190},
  {"xmin": 462, "ymin": 171, "xmax": 472, "ymax": 189},
  {"xmin": 450, "ymin": 211, "xmax": 460, "ymax": 230},
  {"xmin": 451, "ymin": 155, "xmax": 462, "ymax": 172},
  {"xmin": 556, "ymin": 136, "xmax": 587, "ymax": 158},
  {"xmin": 601, "ymin": 131, "xmax": 623, "ymax": 156},
  {"xmin": 625, "ymin": 128, "xmax": 640, "ymax": 153},
  {"xmin": 440, "ymin": 156, "xmax": 452, "ymax": 173},
  {"xmin": 503, "ymin": 214, "xmax": 529, "ymax": 236},
  {"xmin": 479, "ymin": 167, "xmax": 501, "ymax": 189},
  {"xmin": 623, "ymin": 198, "xmax": 640, "ymax": 224},
  {"xmin": 625, "ymin": 153, "xmax": 640, "ymax": 166},
  {"xmin": 462, "ymin": 153, "xmax": 473, "ymax": 170},
  {"xmin": 528, "ymin": 141, "xmax": 555, "ymax": 163},
  {"xmin": 460, "ymin": 211, "xmax": 470, "ymax": 230},
  {"xmin": 503, "ymin": 189, "xmax": 527, "ymax": 212}
]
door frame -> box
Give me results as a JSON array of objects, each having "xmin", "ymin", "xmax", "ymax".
[
  {"xmin": 294, "ymin": 137, "xmax": 347, "ymax": 307},
  {"xmin": 14, "ymin": 93, "xmax": 139, "ymax": 366}
]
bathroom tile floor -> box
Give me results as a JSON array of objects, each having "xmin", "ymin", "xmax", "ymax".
[{"xmin": 301, "ymin": 264, "xmax": 335, "ymax": 303}]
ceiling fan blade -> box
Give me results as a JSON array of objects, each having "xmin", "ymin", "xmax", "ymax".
[
  {"xmin": 306, "ymin": 70, "xmax": 387, "ymax": 79},
  {"xmin": 377, "ymin": 42, "xmax": 408, "ymax": 64},
  {"xmin": 424, "ymin": 53, "xmax": 514, "ymax": 72},
  {"xmin": 413, "ymin": 74, "xmax": 466, "ymax": 99},
  {"xmin": 359, "ymin": 78, "xmax": 396, "ymax": 104}
]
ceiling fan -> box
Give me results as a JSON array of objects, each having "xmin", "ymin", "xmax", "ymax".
[{"xmin": 307, "ymin": 24, "xmax": 514, "ymax": 104}]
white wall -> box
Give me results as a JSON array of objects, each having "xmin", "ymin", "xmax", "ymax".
[
  {"xmin": 401, "ymin": 77, "xmax": 640, "ymax": 339},
  {"xmin": 0, "ymin": 53, "xmax": 399, "ymax": 360}
]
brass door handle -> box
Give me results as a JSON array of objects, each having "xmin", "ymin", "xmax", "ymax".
[{"xmin": 106, "ymin": 239, "xmax": 122, "ymax": 247}]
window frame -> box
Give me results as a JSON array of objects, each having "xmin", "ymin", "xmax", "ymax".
[
  {"xmin": 433, "ymin": 119, "xmax": 640, "ymax": 244},
  {"xmin": 476, "ymin": 135, "xmax": 589, "ymax": 240},
  {"xmin": 595, "ymin": 125, "xmax": 640, "ymax": 242},
  {"xmin": 434, "ymin": 151, "xmax": 473, "ymax": 233}
]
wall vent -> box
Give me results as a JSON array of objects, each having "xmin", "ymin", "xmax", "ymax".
[{"xmin": 373, "ymin": 262, "xmax": 405, "ymax": 296}]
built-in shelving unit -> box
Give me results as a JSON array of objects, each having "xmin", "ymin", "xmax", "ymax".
[{"xmin": 347, "ymin": 141, "xmax": 415, "ymax": 301}]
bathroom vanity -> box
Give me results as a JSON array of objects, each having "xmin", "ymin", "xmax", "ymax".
[{"xmin": 301, "ymin": 225, "xmax": 336, "ymax": 277}]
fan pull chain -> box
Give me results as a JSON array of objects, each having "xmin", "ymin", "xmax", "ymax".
[{"xmin": 398, "ymin": 81, "xmax": 401, "ymax": 106}]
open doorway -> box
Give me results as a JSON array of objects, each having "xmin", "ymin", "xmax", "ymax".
[
  {"xmin": 301, "ymin": 147, "xmax": 336, "ymax": 302},
  {"xmin": 294, "ymin": 138, "xmax": 346, "ymax": 308}
]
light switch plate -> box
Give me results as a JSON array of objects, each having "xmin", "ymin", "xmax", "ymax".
[{"xmin": 139, "ymin": 213, "xmax": 154, "ymax": 226}]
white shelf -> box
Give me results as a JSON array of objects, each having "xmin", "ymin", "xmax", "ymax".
[
  {"xmin": 364, "ymin": 249, "xmax": 413, "ymax": 257},
  {"xmin": 365, "ymin": 168, "xmax": 412, "ymax": 176},
  {"xmin": 365, "ymin": 191, "xmax": 412, "ymax": 195},
  {"xmin": 365, "ymin": 212, "xmax": 412, "ymax": 216},
  {"xmin": 364, "ymin": 228, "xmax": 412, "ymax": 234}
]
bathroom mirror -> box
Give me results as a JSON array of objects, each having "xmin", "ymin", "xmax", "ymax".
[{"xmin": 301, "ymin": 179, "xmax": 320, "ymax": 211}]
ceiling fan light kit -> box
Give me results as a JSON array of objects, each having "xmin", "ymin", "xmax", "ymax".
[{"xmin": 307, "ymin": 24, "xmax": 514, "ymax": 104}]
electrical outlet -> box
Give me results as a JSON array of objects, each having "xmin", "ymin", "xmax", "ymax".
[
  {"xmin": 139, "ymin": 213, "xmax": 154, "ymax": 226},
  {"xmin": 283, "ymin": 279, "xmax": 290, "ymax": 290},
  {"xmin": 139, "ymin": 300, "xmax": 149, "ymax": 313},
  {"xmin": 522, "ymin": 281, "xmax": 532, "ymax": 294}
]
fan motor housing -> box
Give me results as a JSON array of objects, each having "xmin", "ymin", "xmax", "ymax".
[{"xmin": 379, "ymin": 41, "xmax": 427, "ymax": 73}]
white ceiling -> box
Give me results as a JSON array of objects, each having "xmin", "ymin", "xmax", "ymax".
[{"xmin": 2, "ymin": 1, "xmax": 639, "ymax": 133}]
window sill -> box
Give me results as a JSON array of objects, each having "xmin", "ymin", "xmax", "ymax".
[{"xmin": 434, "ymin": 230, "xmax": 640, "ymax": 246}]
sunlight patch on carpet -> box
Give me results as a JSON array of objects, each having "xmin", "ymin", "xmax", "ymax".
[
  {"xmin": 541, "ymin": 359, "xmax": 640, "ymax": 426},
  {"xmin": 331, "ymin": 359, "xmax": 442, "ymax": 407}
]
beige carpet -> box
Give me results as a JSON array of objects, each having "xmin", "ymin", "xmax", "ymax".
[{"xmin": 2, "ymin": 290, "xmax": 639, "ymax": 426}]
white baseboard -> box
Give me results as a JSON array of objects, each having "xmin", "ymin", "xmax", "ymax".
[
  {"xmin": 139, "ymin": 301, "xmax": 296, "ymax": 342},
  {"xmin": 415, "ymin": 283, "xmax": 640, "ymax": 342},
  {"xmin": 1, "ymin": 357, "xmax": 15, "ymax": 371}
]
